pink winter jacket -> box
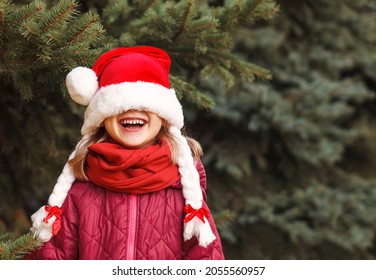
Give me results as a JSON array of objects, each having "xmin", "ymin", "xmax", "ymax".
[{"xmin": 25, "ymin": 161, "xmax": 224, "ymax": 260}]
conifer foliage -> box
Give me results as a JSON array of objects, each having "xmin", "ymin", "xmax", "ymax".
[
  {"xmin": 0, "ymin": 232, "xmax": 41, "ymax": 260},
  {"xmin": 197, "ymin": 0, "xmax": 376, "ymax": 259},
  {"xmin": 0, "ymin": 0, "xmax": 106, "ymax": 252},
  {"xmin": 99, "ymin": 0, "xmax": 277, "ymax": 107}
]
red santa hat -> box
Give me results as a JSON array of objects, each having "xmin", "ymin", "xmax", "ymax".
[{"xmin": 30, "ymin": 46, "xmax": 216, "ymax": 248}]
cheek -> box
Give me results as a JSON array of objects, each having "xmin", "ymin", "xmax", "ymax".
[
  {"xmin": 152, "ymin": 120, "xmax": 163, "ymax": 136},
  {"xmin": 103, "ymin": 118, "xmax": 118, "ymax": 138}
]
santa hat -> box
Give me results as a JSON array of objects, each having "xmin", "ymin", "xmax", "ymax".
[{"xmin": 30, "ymin": 46, "xmax": 216, "ymax": 248}]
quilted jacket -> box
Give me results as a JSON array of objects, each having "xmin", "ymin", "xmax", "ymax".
[{"xmin": 25, "ymin": 161, "xmax": 224, "ymax": 260}]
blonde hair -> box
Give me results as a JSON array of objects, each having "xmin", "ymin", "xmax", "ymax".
[{"xmin": 68, "ymin": 125, "xmax": 203, "ymax": 181}]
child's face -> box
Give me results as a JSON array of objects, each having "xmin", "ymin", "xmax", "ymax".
[{"xmin": 104, "ymin": 110, "xmax": 163, "ymax": 149}]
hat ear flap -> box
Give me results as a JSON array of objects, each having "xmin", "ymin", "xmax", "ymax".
[{"xmin": 66, "ymin": 67, "xmax": 98, "ymax": 106}]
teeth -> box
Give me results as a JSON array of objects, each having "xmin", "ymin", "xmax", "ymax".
[{"xmin": 120, "ymin": 119, "xmax": 145, "ymax": 125}]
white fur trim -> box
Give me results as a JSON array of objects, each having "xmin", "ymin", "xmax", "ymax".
[
  {"xmin": 66, "ymin": 67, "xmax": 98, "ymax": 106},
  {"xmin": 81, "ymin": 82, "xmax": 184, "ymax": 135}
]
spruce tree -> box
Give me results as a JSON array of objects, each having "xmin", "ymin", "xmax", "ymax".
[{"xmin": 198, "ymin": 0, "xmax": 376, "ymax": 259}]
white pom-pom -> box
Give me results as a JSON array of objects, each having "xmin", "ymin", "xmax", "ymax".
[
  {"xmin": 30, "ymin": 205, "xmax": 55, "ymax": 242},
  {"xmin": 66, "ymin": 66, "xmax": 98, "ymax": 106}
]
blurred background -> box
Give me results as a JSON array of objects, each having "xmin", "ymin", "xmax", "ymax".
[{"xmin": 1, "ymin": 0, "xmax": 375, "ymax": 259}]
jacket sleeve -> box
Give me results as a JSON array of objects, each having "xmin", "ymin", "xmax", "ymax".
[
  {"xmin": 182, "ymin": 160, "xmax": 225, "ymax": 260},
  {"xmin": 24, "ymin": 186, "xmax": 80, "ymax": 260}
]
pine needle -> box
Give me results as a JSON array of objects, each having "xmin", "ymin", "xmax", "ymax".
[{"xmin": 0, "ymin": 232, "xmax": 42, "ymax": 260}]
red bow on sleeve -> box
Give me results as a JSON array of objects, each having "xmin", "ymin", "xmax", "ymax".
[
  {"xmin": 184, "ymin": 204, "xmax": 210, "ymax": 223},
  {"xmin": 43, "ymin": 205, "xmax": 62, "ymax": 236}
]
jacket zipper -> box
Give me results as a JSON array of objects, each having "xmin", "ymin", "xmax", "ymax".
[{"xmin": 126, "ymin": 194, "xmax": 138, "ymax": 260}]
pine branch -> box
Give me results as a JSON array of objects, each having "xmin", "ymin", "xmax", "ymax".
[
  {"xmin": 202, "ymin": 64, "xmax": 235, "ymax": 88},
  {"xmin": 245, "ymin": 0, "xmax": 279, "ymax": 22},
  {"xmin": 39, "ymin": 0, "xmax": 78, "ymax": 33},
  {"xmin": 12, "ymin": 72, "xmax": 34, "ymax": 101},
  {"xmin": 189, "ymin": 17, "xmax": 219, "ymax": 34},
  {"xmin": 0, "ymin": 232, "xmax": 42, "ymax": 260},
  {"xmin": 1, "ymin": 0, "xmax": 105, "ymax": 98},
  {"xmin": 1, "ymin": 0, "xmax": 45, "ymax": 27},
  {"xmin": 65, "ymin": 11, "xmax": 105, "ymax": 45},
  {"xmin": 252, "ymin": 3, "xmax": 279, "ymax": 21},
  {"xmin": 19, "ymin": 20, "xmax": 40, "ymax": 39},
  {"xmin": 214, "ymin": 0, "xmax": 279, "ymax": 29},
  {"xmin": 171, "ymin": 0, "xmax": 194, "ymax": 42},
  {"xmin": 213, "ymin": 209, "xmax": 236, "ymax": 231},
  {"xmin": 204, "ymin": 49, "xmax": 272, "ymax": 82},
  {"xmin": 170, "ymin": 75, "xmax": 214, "ymax": 109}
]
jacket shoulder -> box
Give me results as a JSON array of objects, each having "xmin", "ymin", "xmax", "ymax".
[{"xmin": 66, "ymin": 180, "xmax": 99, "ymax": 202}]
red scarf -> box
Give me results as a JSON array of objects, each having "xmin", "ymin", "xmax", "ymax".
[{"xmin": 86, "ymin": 140, "xmax": 180, "ymax": 194}]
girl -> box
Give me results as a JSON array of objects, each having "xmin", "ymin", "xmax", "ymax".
[{"xmin": 25, "ymin": 46, "xmax": 224, "ymax": 260}]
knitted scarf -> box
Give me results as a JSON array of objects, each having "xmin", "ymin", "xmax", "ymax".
[{"xmin": 86, "ymin": 140, "xmax": 180, "ymax": 194}]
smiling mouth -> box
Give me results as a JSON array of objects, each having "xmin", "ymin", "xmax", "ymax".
[{"xmin": 119, "ymin": 119, "xmax": 146, "ymax": 130}]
